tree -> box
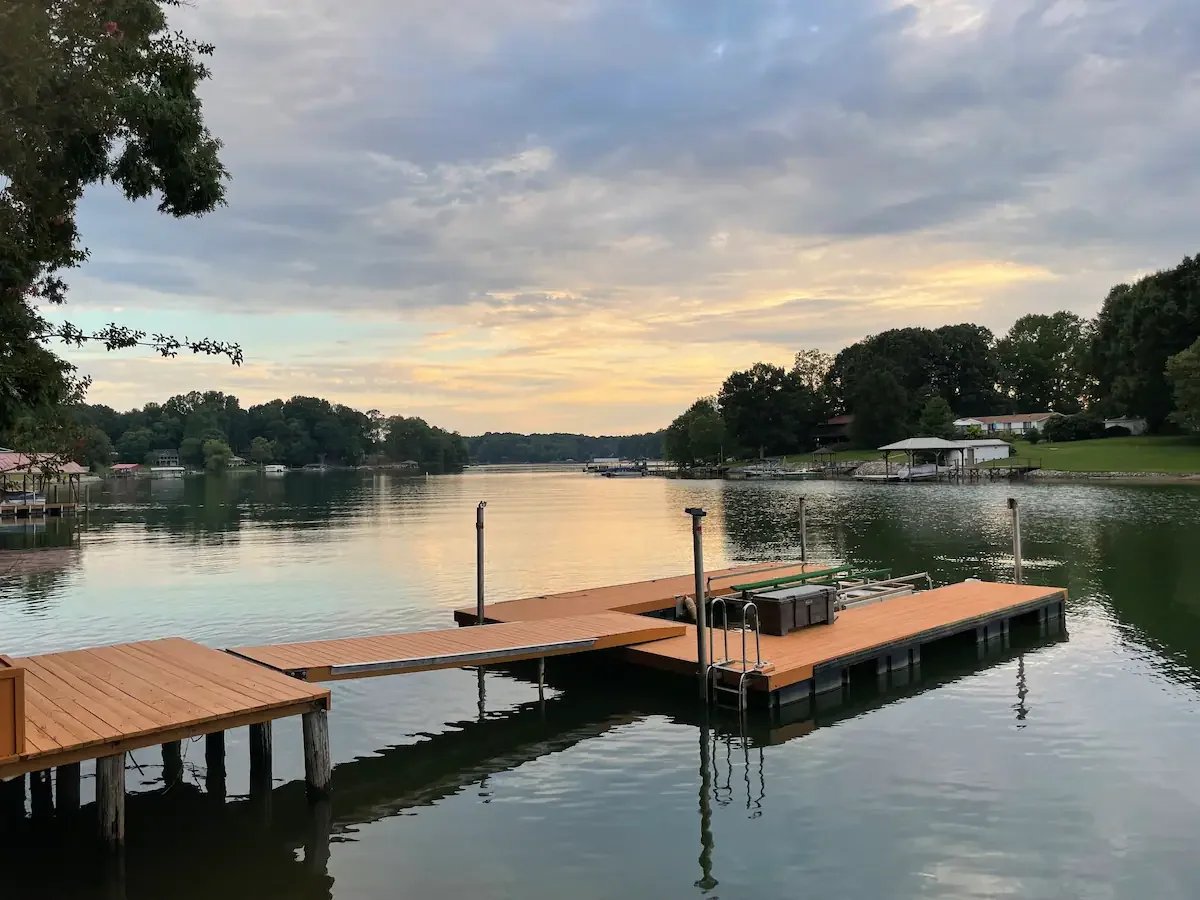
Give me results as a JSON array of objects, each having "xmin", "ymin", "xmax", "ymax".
[
  {"xmin": 664, "ymin": 398, "xmax": 724, "ymax": 466},
  {"xmin": 1167, "ymin": 337, "xmax": 1200, "ymax": 432},
  {"xmin": 719, "ymin": 363, "xmax": 823, "ymax": 456},
  {"xmin": 249, "ymin": 436, "xmax": 277, "ymax": 464},
  {"xmin": 792, "ymin": 349, "xmax": 833, "ymax": 394},
  {"xmin": 116, "ymin": 427, "xmax": 154, "ymax": 463},
  {"xmin": 178, "ymin": 436, "xmax": 205, "ymax": 468},
  {"xmin": 383, "ymin": 416, "xmax": 468, "ymax": 473},
  {"xmin": 202, "ymin": 438, "xmax": 232, "ymax": 472},
  {"xmin": 932, "ymin": 323, "xmax": 1005, "ymax": 416},
  {"xmin": 849, "ymin": 369, "xmax": 909, "ymax": 447},
  {"xmin": 1091, "ymin": 255, "xmax": 1200, "ymax": 428},
  {"xmin": 1, "ymin": 1, "xmax": 238, "ymax": 436},
  {"xmin": 997, "ymin": 312, "xmax": 1091, "ymax": 413},
  {"xmin": 917, "ymin": 396, "xmax": 956, "ymax": 439},
  {"xmin": 73, "ymin": 426, "xmax": 113, "ymax": 469}
]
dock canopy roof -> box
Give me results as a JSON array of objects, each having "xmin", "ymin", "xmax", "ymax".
[{"xmin": 877, "ymin": 437, "xmax": 964, "ymax": 452}]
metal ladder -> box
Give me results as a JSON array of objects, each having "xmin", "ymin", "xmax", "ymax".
[{"xmin": 706, "ymin": 597, "xmax": 771, "ymax": 713}]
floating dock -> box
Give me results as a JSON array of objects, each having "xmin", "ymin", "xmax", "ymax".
[
  {"xmin": 1, "ymin": 560, "xmax": 1067, "ymax": 849},
  {"xmin": 0, "ymin": 502, "xmax": 76, "ymax": 518}
]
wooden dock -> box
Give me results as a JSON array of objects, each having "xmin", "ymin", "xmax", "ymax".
[
  {"xmin": 231, "ymin": 612, "xmax": 685, "ymax": 681},
  {"xmin": 0, "ymin": 502, "xmax": 77, "ymax": 518}
]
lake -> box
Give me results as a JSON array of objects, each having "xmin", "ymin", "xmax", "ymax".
[{"xmin": 3, "ymin": 469, "xmax": 1200, "ymax": 899}]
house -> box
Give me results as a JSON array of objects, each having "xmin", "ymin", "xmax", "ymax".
[
  {"xmin": 110, "ymin": 463, "xmax": 141, "ymax": 477},
  {"xmin": 953, "ymin": 439, "xmax": 1012, "ymax": 465},
  {"xmin": 953, "ymin": 413, "xmax": 1054, "ymax": 435},
  {"xmin": 815, "ymin": 414, "xmax": 854, "ymax": 443},
  {"xmin": 1104, "ymin": 416, "xmax": 1148, "ymax": 436},
  {"xmin": 227, "ymin": 455, "xmax": 248, "ymax": 468},
  {"xmin": 152, "ymin": 449, "xmax": 181, "ymax": 467}
]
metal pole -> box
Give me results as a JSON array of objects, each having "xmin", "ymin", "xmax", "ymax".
[
  {"xmin": 798, "ymin": 497, "xmax": 807, "ymax": 563},
  {"xmin": 476, "ymin": 501, "xmax": 487, "ymax": 625},
  {"xmin": 1008, "ymin": 497, "xmax": 1023, "ymax": 584},
  {"xmin": 685, "ymin": 507, "xmax": 709, "ymax": 699}
]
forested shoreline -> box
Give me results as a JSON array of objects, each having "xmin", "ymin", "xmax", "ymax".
[{"xmin": 665, "ymin": 255, "xmax": 1200, "ymax": 465}]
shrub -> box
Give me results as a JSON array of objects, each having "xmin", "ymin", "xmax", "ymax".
[
  {"xmin": 1043, "ymin": 413, "xmax": 1105, "ymax": 443},
  {"xmin": 1104, "ymin": 425, "xmax": 1132, "ymax": 438},
  {"xmin": 1027, "ymin": 430, "xmax": 1042, "ymax": 445}
]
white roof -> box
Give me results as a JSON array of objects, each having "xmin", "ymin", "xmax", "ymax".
[
  {"xmin": 952, "ymin": 417, "xmax": 984, "ymax": 425},
  {"xmin": 877, "ymin": 437, "xmax": 963, "ymax": 451},
  {"xmin": 953, "ymin": 439, "xmax": 1009, "ymax": 447}
]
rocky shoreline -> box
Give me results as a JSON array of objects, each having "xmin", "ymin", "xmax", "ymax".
[{"xmin": 1025, "ymin": 469, "xmax": 1200, "ymax": 483}]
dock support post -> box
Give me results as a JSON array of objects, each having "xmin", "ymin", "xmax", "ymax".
[
  {"xmin": 249, "ymin": 722, "xmax": 273, "ymax": 796},
  {"xmin": 29, "ymin": 769, "xmax": 53, "ymax": 820},
  {"xmin": 798, "ymin": 497, "xmax": 807, "ymax": 563},
  {"xmin": 162, "ymin": 740, "xmax": 183, "ymax": 786},
  {"xmin": 685, "ymin": 507, "xmax": 709, "ymax": 700},
  {"xmin": 302, "ymin": 708, "xmax": 332, "ymax": 799},
  {"xmin": 96, "ymin": 753, "xmax": 126, "ymax": 847},
  {"xmin": 1008, "ymin": 497, "xmax": 1023, "ymax": 584},
  {"xmin": 537, "ymin": 657, "xmax": 545, "ymax": 700},
  {"xmin": 56, "ymin": 762, "xmax": 81, "ymax": 815},
  {"xmin": 476, "ymin": 501, "xmax": 487, "ymax": 625},
  {"xmin": 0, "ymin": 774, "xmax": 25, "ymax": 823},
  {"xmin": 205, "ymin": 731, "xmax": 226, "ymax": 801}
]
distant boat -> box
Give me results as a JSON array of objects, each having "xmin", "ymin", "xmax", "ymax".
[
  {"xmin": 263, "ymin": 464, "xmax": 287, "ymax": 475},
  {"xmin": 600, "ymin": 466, "xmax": 646, "ymax": 478}
]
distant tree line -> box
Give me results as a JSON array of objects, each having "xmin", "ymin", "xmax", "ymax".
[
  {"xmin": 51, "ymin": 392, "xmax": 468, "ymax": 473},
  {"xmin": 665, "ymin": 254, "xmax": 1200, "ymax": 463},
  {"xmin": 466, "ymin": 431, "xmax": 664, "ymax": 465}
]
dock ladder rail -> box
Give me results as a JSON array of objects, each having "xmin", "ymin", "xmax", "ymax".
[{"xmin": 706, "ymin": 597, "xmax": 772, "ymax": 713}]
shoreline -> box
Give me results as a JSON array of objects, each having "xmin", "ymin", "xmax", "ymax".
[{"xmin": 1024, "ymin": 469, "xmax": 1200, "ymax": 485}]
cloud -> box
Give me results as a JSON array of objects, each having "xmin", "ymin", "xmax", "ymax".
[{"xmin": 58, "ymin": 0, "xmax": 1200, "ymax": 432}]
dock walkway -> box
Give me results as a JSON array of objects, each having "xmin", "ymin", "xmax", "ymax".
[{"xmin": 231, "ymin": 612, "xmax": 685, "ymax": 682}]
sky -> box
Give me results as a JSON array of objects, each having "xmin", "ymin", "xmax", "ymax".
[{"xmin": 53, "ymin": 0, "xmax": 1200, "ymax": 434}]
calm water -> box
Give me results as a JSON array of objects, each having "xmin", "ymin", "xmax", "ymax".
[{"xmin": 3, "ymin": 470, "xmax": 1200, "ymax": 899}]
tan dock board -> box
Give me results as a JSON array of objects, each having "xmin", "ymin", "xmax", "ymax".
[
  {"xmin": 625, "ymin": 581, "xmax": 1067, "ymax": 691},
  {"xmin": 230, "ymin": 612, "xmax": 686, "ymax": 682},
  {"xmin": 451, "ymin": 562, "xmax": 822, "ymax": 625},
  {"xmin": 0, "ymin": 637, "xmax": 330, "ymax": 779}
]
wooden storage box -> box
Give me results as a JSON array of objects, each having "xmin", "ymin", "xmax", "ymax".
[{"xmin": 0, "ymin": 655, "xmax": 26, "ymax": 764}]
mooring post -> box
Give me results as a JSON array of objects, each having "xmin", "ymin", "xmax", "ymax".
[
  {"xmin": 1008, "ymin": 497, "xmax": 1023, "ymax": 584},
  {"xmin": 56, "ymin": 762, "xmax": 81, "ymax": 815},
  {"xmin": 95, "ymin": 753, "xmax": 126, "ymax": 847},
  {"xmin": 476, "ymin": 501, "xmax": 487, "ymax": 625},
  {"xmin": 249, "ymin": 721, "xmax": 273, "ymax": 797},
  {"xmin": 798, "ymin": 497, "xmax": 808, "ymax": 563},
  {"xmin": 302, "ymin": 708, "xmax": 332, "ymax": 799},
  {"xmin": 537, "ymin": 656, "xmax": 545, "ymax": 700},
  {"xmin": 685, "ymin": 507, "xmax": 709, "ymax": 699},
  {"xmin": 205, "ymin": 731, "xmax": 226, "ymax": 802}
]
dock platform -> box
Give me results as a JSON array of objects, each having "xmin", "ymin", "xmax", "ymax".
[
  {"xmin": 0, "ymin": 638, "xmax": 329, "ymax": 780},
  {"xmin": 231, "ymin": 612, "xmax": 685, "ymax": 682},
  {"xmin": 0, "ymin": 502, "xmax": 77, "ymax": 518}
]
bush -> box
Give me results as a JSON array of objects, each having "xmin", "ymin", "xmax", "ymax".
[
  {"xmin": 1104, "ymin": 425, "xmax": 1132, "ymax": 438},
  {"xmin": 1027, "ymin": 430, "xmax": 1042, "ymax": 445},
  {"xmin": 1042, "ymin": 413, "xmax": 1105, "ymax": 443}
]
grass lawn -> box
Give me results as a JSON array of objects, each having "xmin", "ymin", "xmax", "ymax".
[{"xmin": 1010, "ymin": 435, "xmax": 1200, "ymax": 473}]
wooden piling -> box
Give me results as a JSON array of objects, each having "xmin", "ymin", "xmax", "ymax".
[
  {"xmin": 56, "ymin": 762, "xmax": 81, "ymax": 815},
  {"xmin": 29, "ymin": 768, "xmax": 53, "ymax": 819},
  {"xmin": 249, "ymin": 722, "xmax": 273, "ymax": 796},
  {"xmin": 302, "ymin": 709, "xmax": 332, "ymax": 798},
  {"xmin": 204, "ymin": 731, "xmax": 226, "ymax": 801},
  {"xmin": 0, "ymin": 773, "xmax": 25, "ymax": 822},
  {"xmin": 161, "ymin": 740, "xmax": 183, "ymax": 786},
  {"xmin": 96, "ymin": 754, "xmax": 126, "ymax": 847}
]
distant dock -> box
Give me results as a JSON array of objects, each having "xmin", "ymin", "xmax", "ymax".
[{"xmin": 0, "ymin": 502, "xmax": 76, "ymax": 518}]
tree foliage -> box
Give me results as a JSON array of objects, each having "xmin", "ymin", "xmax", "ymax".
[
  {"xmin": 382, "ymin": 416, "xmax": 468, "ymax": 474},
  {"xmin": 917, "ymin": 395, "xmax": 955, "ymax": 439},
  {"xmin": 849, "ymin": 368, "xmax": 909, "ymax": 446},
  {"xmin": 466, "ymin": 432, "xmax": 664, "ymax": 464},
  {"xmin": 1, "ymin": 0, "xmax": 238, "ymax": 437},
  {"xmin": 664, "ymin": 398, "xmax": 724, "ymax": 466},
  {"xmin": 997, "ymin": 312, "xmax": 1090, "ymax": 413},
  {"xmin": 1091, "ymin": 255, "xmax": 1200, "ymax": 428},
  {"xmin": 1166, "ymin": 337, "xmax": 1200, "ymax": 433},
  {"xmin": 719, "ymin": 363, "xmax": 824, "ymax": 457}
]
